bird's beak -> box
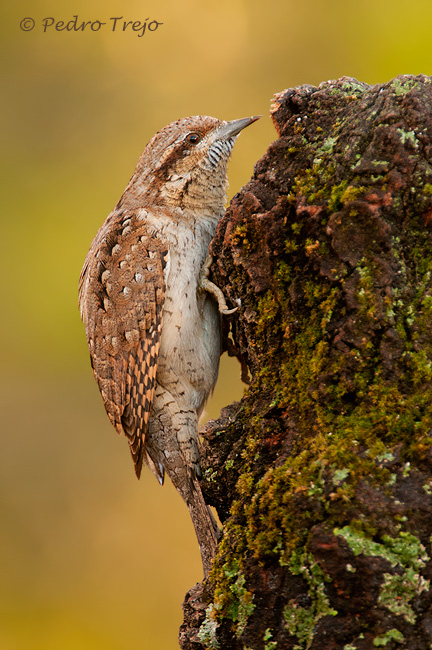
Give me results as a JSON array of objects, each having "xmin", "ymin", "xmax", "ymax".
[{"xmin": 218, "ymin": 115, "xmax": 261, "ymax": 140}]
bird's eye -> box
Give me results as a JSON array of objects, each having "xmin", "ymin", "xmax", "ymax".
[{"xmin": 185, "ymin": 132, "xmax": 201, "ymax": 145}]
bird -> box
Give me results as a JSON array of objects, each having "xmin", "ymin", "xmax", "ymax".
[{"xmin": 78, "ymin": 114, "xmax": 260, "ymax": 576}]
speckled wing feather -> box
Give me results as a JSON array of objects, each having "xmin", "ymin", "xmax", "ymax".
[{"xmin": 79, "ymin": 209, "xmax": 168, "ymax": 479}]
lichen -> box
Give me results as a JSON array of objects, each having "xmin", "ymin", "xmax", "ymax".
[
  {"xmin": 332, "ymin": 467, "xmax": 350, "ymax": 486},
  {"xmin": 396, "ymin": 128, "xmax": 419, "ymax": 148},
  {"xmin": 334, "ymin": 527, "xmax": 430, "ymax": 623},
  {"xmin": 263, "ymin": 628, "xmax": 278, "ymax": 650},
  {"xmin": 389, "ymin": 76, "xmax": 428, "ymax": 96},
  {"xmin": 198, "ymin": 604, "xmax": 221, "ymax": 650},
  {"xmin": 196, "ymin": 75, "xmax": 432, "ymax": 649},
  {"xmin": 378, "ymin": 570, "xmax": 429, "ymax": 623},
  {"xmin": 373, "ymin": 628, "xmax": 405, "ymax": 646},
  {"xmin": 282, "ymin": 550, "xmax": 337, "ymax": 649},
  {"xmin": 212, "ymin": 561, "xmax": 255, "ymax": 639},
  {"xmin": 334, "ymin": 527, "xmax": 429, "ymax": 569}
]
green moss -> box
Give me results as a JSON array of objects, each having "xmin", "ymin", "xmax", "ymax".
[
  {"xmin": 289, "ymin": 164, "xmax": 366, "ymax": 213},
  {"xmin": 328, "ymin": 180, "xmax": 349, "ymax": 212},
  {"xmin": 231, "ymin": 223, "xmax": 257, "ymax": 255},
  {"xmin": 229, "ymin": 229, "xmax": 432, "ymax": 563},
  {"xmin": 256, "ymin": 291, "xmax": 280, "ymax": 335},
  {"xmin": 284, "ymin": 604, "xmax": 315, "ymax": 650},
  {"xmin": 210, "ymin": 261, "xmax": 432, "ymax": 628},
  {"xmin": 212, "ymin": 561, "xmax": 255, "ymax": 638},
  {"xmin": 206, "ymin": 78, "xmax": 432, "ymax": 645},
  {"xmin": 224, "ymin": 227, "xmax": 432, "ymax": 564},
  {"xmin": 288, "ymin": 161, "xmax": 338, "ymax": 206}
]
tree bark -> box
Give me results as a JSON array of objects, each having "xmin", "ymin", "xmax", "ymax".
[{"xmin": 180, "ymin": 75, "xmax": 432, "ymax": 650}]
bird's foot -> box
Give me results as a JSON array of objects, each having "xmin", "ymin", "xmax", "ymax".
[{"xmin": 199, "ymin": 254, "xmax": 238, "ymax": 315}]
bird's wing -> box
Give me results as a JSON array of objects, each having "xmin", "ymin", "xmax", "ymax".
[{"xmin": 79, "ymin": 210, "xmax": 168, "ymax": 479}]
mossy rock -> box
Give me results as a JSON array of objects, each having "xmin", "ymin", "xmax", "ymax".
[{"xmin": 180, "ymin": 75, "xmax": 432, "ymax": 650}]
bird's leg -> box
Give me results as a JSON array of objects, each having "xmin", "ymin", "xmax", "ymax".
[{"xmin": 199, "ymin": 254, "xmax": 238, "ymax": 315}]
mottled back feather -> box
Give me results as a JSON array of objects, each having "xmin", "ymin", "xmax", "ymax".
[{"xmin": 79, "ymin": 208, "xmax": 168, "ymax": 477}]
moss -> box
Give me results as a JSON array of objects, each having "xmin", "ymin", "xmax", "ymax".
[
  {"xmin": 219, "ymin": 224, "xmax": 431, "ymax": 567},
  {"xmin": 211, "ymin": 561, "xmax": 255, "ymax": 639},
  {"xmin": 208, "ymin": 220, "xmax": 432, "ymax": 634},
  {"xmin": 239, "ymin": 460, "xmax": 326, "ymax": 562},
  {"xmin": 320, "ymin": 136, "xmax": 338, "ymax": 153},
  {"xmin": 284, "ymin": 604, "xmax": 315, "ymax": 650},
  {"xmin": 288, "ymin": 161, "xmax": 338, "ymax": 206},
  {"xmin": 239, "ymin": 238, "xmax": 430, "ymax": 525},
  {"xmin": 204, "ymin": 468, "xmax": 219, "ymax": 483},
  {"xmin": 256, "ymin": 291, "xmax": 280, "ymax": 336},
  {"xmin": 289, "ymin": 160, "xmax": 366, "ymax": 213},
  {"xmin": 231, "ymin": 223, "xmax": 257, "ymax": 255},
  {"xmin": 201, "ymin": 76, "xmax": 432, "ymax": 648},
  {"xmin": 328, "ymin": 180, "xmax": 349, "ymax": 213},
  {"xmin": 338, "ymin": 79, "xmax": 368, "ymax": 95}
]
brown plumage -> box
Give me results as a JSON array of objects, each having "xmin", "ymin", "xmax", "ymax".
[
  {"xmin": 79, "ymin": 115, "xmax": 260, "ymax": 575},
  {"xmin": 80, "ymin": 211, "xmax": 168, "ymax": 479}
]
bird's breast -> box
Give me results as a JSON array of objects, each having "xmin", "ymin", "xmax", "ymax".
[{"xmin": 156, "ymin": 225, "xmax": 221, "ymax": 410}]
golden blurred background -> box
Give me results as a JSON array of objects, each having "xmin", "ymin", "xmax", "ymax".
[{"xmin": 2, "ymin": 0, "xmax": 432, "ymax": 647}]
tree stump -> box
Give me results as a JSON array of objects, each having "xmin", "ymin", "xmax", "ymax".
[{"xmin": 180, "ymin": 75, "xmax": 432, "ymax": 650}]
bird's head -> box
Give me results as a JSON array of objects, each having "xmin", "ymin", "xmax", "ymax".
[{"xmin": 120, "ymin": 115, "xmax": 260, "ymax": 215}]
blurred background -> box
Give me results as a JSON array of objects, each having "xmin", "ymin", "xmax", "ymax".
[{"xmin": 1, "ymin": 0, "xmax": 432, "ymax": 647}]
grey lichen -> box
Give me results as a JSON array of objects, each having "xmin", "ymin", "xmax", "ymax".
[
  {"xmin": 373, "ymin": 628, "xmax": 405, "ymax": 646},
  {"xmin": 283, "ymin": 550, "xmax": 337, "ymax": 649},
  {"xmin": 198, "ymin": 604, "xmax": 220, "ymax": 649},
  {"xmin": 334, "ymin": 527, "xmax": 430, "ymax": 623},
  {"xmin": 187, "ymin": 75, "xmax": 432, "ymax": 650}
]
